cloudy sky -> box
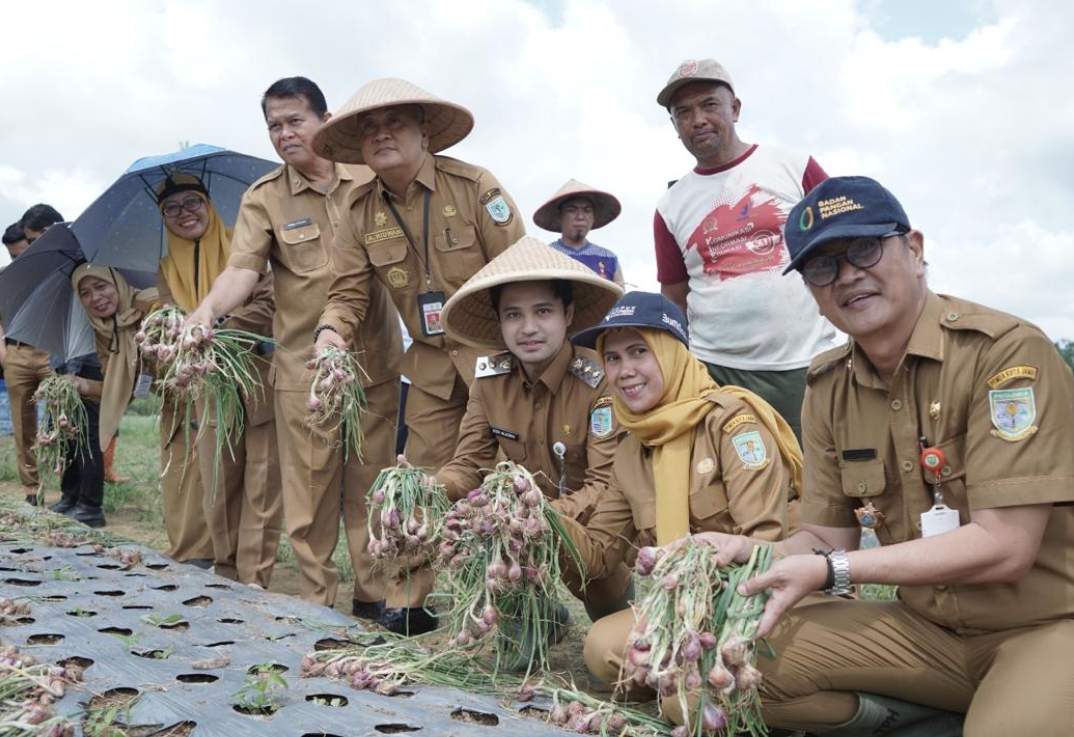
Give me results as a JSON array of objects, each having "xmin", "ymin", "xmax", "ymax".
[{"xmin": 3, "ymin": 0, "xmax": 1072, "ymax": 339}]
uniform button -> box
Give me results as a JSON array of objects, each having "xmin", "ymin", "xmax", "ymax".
[
  {"xmin": 901, "ymin": 460, "xmax": 914, "ymax": 473},
  {"xmin": 890, "ymin": 399, "xmax": 902, "ymax": 410},
  {"xmin": 941, "ymin": 466, "xmax": 953, "ymax": 477},
  {"xmin": 946, "ymin": 311, "xmax": 960, "ymax": 322},
  {"xmin": 935, "ymin": 585, "xmax": 948, "ymax": 592},
  {"xmin": 450, "ymin": 349, "xmax": 458, "ymax": 357},
  {"xmin": 534, "ymin": 402, "xmax": 543, "ymax": 410},
  {"xmin": 856, "ymin": 481, "xmax": 868, "ymax": 493}
]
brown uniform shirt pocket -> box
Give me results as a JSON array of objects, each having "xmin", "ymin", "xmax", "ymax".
[
  {"xmin": 840, "ymin": 457, "xmax": 887, "ymax": 498},
  {"xmin": 366, "ymin": 239, "xmax": 410, "ymax": 289},
  {"xmin": 279, "ymin": 223, "xmax": 327, "ymax": 273},
  {"xmin": 630, "ymin": 498, "xmax": 656, "ymax": 534},
  {"xmin": 689, "ymin": 487, "xmax": 732, "ymax": 531},
  {"xmin": 433, "ymin": 225, "xmax": 482, "ymax": 287}
]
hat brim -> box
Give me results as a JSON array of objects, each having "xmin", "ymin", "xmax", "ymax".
[
  {"xmin": 782, "ymin": 222, "xmax": 903, "ymax": 275},
  {"xmin": 442, "ymin": 269, "xmax": 623, "ymax": 351},
  {"xmin": 656, "ymin": 77, "xmax": 734, "ymax": 108},
  {"xmin": 572, "ymin": 318, "xmax": 689, "ymax": 350},
  {"xmin": 312, "ymin": 99, "xmax": 474, "ymax": 165},
  {"xmin": 533, "ymin": 190, "xmax": 622, "ymax": 232}
]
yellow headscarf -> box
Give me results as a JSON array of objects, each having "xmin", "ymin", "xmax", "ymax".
[
  {"xmin": 601, "ymin": 328, "xmax": 803, "ymax": 544},
  {"xmin": 72, "ymin": 264, "xmax": 145, "ymax": 450},
  {"xmin": 157, "ymin": 176, "xmax": 231, "ymax": 312}
]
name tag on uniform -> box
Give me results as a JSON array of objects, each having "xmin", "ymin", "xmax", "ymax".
[
  {"xmin": 283, "ymin": 217, "xmax": 313, "ymax": 230},
  {"xmin": 921, "ymin": 505, "xmax": 960, "ymax": 537},
  {"xmin": 491, "ymin": 426, "xmax": 519, "ymax": 441},
  {"xmin": 418, "ymin": 291, "xmax": 446, "ymax": 337},
  {"xmin": 133, "ymin": 373, "xmax": 153, "ymax": 399}
]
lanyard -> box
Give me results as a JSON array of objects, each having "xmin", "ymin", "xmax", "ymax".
[{"xmin": 383, "ymin": 189, "xmax": 432, "ymax": 286}]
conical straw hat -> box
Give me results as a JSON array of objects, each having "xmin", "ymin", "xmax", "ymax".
[
  {"xmin": 312, "ymin": 78, "xmax": 474, "ymax": 165},
  {"xmin": 532, "ymin": 179, "xmax": 621, "ymax": 232},
  {"xmin": 442, "ymin": 236, "xmax": 625, "ymax": 350}
]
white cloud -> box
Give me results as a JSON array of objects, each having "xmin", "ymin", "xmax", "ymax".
[{"xmin": 2, "ymin": 0, "xmax": 1072, "ymax": 338}]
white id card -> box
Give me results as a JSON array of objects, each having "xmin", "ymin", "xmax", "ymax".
[
  {"xmin": 921, "ymin": 504, "xmax": 960, "ymax": 537},
  {"xmin": 133, "ymin": 373, "xmax": 153, "ymax": 399}
]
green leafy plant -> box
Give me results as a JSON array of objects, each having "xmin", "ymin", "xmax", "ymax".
[{"xmin": 233, "ymin": 665, "xmax": 286, "ymax": 716}]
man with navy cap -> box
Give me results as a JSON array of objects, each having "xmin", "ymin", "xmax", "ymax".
[{"xmin": 682, "ymin": 176, "xmax": 1074, "ymax": 735}]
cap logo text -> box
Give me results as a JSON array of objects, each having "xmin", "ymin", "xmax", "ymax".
[{"xmin": 818, "ymin": 196, "xmax": 864, "ymax": 219}]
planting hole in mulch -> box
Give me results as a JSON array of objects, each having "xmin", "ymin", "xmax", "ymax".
[
  {"xmin": 200, "ymin": 640, "xmax": 234, "ymax": 647},
  {"xmin": 94, "ymin": 590, "xmax": 126, "ymax": 597},
  {"xmin": 375, "ymin": 725, "xmax": 423, "ymax": 734},
  {"xmin": 97, "ymin": 563, "xmax": 123, "ymax": 570},
  {"xmin": 314, "ymin": 637, "xmax": 355, "ymax": 651},
  {"xmin": 0, "ymin": 566, "xmax": 17, "ymax": 571},
  {"xmin": 519, "ymin": 706, "xmax": 549, "ymax": 718},
  {"xmin": 124, "ymin": 572, "xmax": 147, "ymax": 577},
  {"xmin": 83, "ymin": 687, "xmax": 141, "ymax": 732},
  {"xmin": 204, "ymin": 583, "xmax": 230, "ymax": 590},
  {"xmin": 75, "ymin": 550, "xmax": 100, "ymax": 557},
  {"xmin": 145, "ymin": 563, "xmax": 169, "ymax": 570},
  {"xmin": 275, "ymin": 615, "xmax": 301, "ymax": 624},
  {"xmin": 300, "ymin": 734, "xmax": 344, "ymax": 737},
  {"xmin": 306, "ymin": 693, "xmax": 349, "ymax": 707},
  {"xmin": 100, "ymin": 626, "xmax": 134, "ymax": 636},
  {"xmin": 247, "ymin": 663, "xmax": 288, "ymax": 675},
  {"xmin": 27, "ymin": 633, "xmax": 64, "ymax": 645},
  {"xmin": 154, "ymin": 721, "xmax": 196, "ymax": 737},
  {"xmin": 42, "ymin": 594, "xmax": 67, "ymax": 601},
  {"xmin": 152, "ymin": 584, "xmax": 178, "ymax": 592},
  {"xmin": 232, "ymin": 702, "xmax": 279, "ymax": 717},
  {"xmin": 8, "ymin": 547, "xmax": 32, "ymax": 554},
  {"xmin": 450, "ymin": 708, "xmax": 500, "ymax": 726},
  {"xmin": 11, "ymin": 617, "xmax": 34, "ymax": 625},
  {"xmin": 67, "ymin": 609, "xmax": 98, "ymax": 617},
  {"xmin": 123, "ymin": 605, "xmax": 154, "ymax": 610},
  {"xmin": 217, "ymin": 617, "xmax": 243, "ymax": 624},
  {"xmin": 4, "ymin": 577, "xmax": 41, "ymax": 586},
  {"xmin": 176, "ymin": 673, "xmax": 219, "ymax": 684},
  {"xmin": 58, "ymin": 656, "xmax": 94, "ymax": 668},
  {"xmin": 182, "ymin": 596, "xmax": 212, "ymax": 607},
  {"xmin": 132, "ymin": 649, "xmax": 170, "ymax": 660}
]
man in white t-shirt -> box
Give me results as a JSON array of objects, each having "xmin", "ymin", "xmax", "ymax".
[{"xmin": 654, "ymin": 58, "xmax": 837, "ymax": 439}]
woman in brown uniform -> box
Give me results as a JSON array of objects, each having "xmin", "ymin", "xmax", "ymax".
[{"xmin": 565, "ymin": 291, "xmax": 801, "ymax": 695}]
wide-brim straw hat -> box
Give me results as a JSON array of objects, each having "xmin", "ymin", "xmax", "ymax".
[
  {"xmin": 532, "ymin": 179, "xmax": 622, "ymax": 232},
  {"xmin": 312, "ymin": 78, "xmax": 474, "ymax": 165},
  {"xmin": 442, "ymin": 236, "xmax": 625, "ymax": 351}
]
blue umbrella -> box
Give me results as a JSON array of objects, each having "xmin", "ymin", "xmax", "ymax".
[
  {"xmin": 71, "ymin": 144, "xmax": 277, "ymax": 273},
  {"xmin": 0, "ymin": 224, "xmax": 155, "ymax": 361}
]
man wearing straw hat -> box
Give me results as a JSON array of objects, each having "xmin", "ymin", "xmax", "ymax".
[
  {"xmin": 185, "ymin": 77, "xmax": 403, "ymax": 613},
  {"xmin": 312, "ymin": 78, "xmax": 525, "ymax": 634},
  {"xmin": 436, "ymin": 235, "xmax": 634, "ymax": 624},
  {"xmin": 533, "ymin": 179, "xmax": 625, "ymax": 285}
]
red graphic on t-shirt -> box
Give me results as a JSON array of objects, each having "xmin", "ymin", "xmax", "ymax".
[{"xmin": 685, "ymin": 184, "xmax": 788, "ymax": 280}]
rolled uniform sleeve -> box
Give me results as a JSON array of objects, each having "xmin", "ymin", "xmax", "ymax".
[
  {"xmin": 717, "ymin": 412, "xmax": 792, "ymax": 540},
  {"xmin": 320, "ymin": 207, "xmax": 373, "ymax": 345},
  {"xmin": 966, "ymin": 328, "xmax": 1074, "ymax": 509},
  {"xmin": 436, "ymin": 389, "xmax": 498, "ymax": 501},
  {"xmin": 799, "ymin": 380, "xmax": 858, "ymax": 528},
  {"xmin": 474, "ymin": 170, "xmax": 525, "ymax": 260},
  {"xmin": 228, "ymin": 190, "xmax": 273, "ymax": 274},
  {"xmin": 559, "ymin": 479, "xmax": 636, "ymax": 584}
]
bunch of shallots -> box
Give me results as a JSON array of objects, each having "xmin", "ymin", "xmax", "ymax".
[
  {"xmin": 621, "ymin": 541, "xmax": 773, "ymax": 737},
  {"xmin": 0, "ymin": 643, "xmax": 82, "ymax": 736},
  {"xmin": 306, "ymin": 346, "xmax": 369, "ymax": 460},
  {"xmin": 435, "ymin": 462, "xmax": 583, "ymax": 674},
  {"xmin": 31, "ymin": 376, "xmax": 90, "ymax": 499},
  {"xmin": 366, "ymin": 466, "xmax": 449, "ymax": 566}
]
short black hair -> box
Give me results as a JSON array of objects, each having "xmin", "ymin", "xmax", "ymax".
[
  {"xmin": 489, "ymin": 279, "xmax": 574, "ymax": 315},
  {"xmin": 261, "ymin": 77, "xmax": 328, "ymax": 119},
  {"xmin": 2, "ymin": 222, "xmax": 25, "ymax": 246},
  {"xmin": 19, "ymin": 204, "xmax": 64, "ymax": 231}
]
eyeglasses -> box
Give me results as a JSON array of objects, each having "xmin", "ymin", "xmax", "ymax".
[
  {"xmin": 800, "ymin": 234, "xmax": 902, "ymax": 287},
  {"xmin": 161, "ymin": 196, "xmax": 205, "ymax": 218}
]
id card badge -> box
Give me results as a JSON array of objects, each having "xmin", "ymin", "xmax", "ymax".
[
  {"xmin": 418, "ymin": 291, "xmax": 446, "ymax": 337},
  {"xmin": 133, "ymin": 372, "xmax": 154, "ymax": 399},
  {"xmin": 921, "ymin": 504, "xmax": 960, "ymax": 537}
]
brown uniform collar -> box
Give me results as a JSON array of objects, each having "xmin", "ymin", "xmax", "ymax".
[
  {"xmin": 375, "ymin": 153, "xmax": 438, "ymax": 202},
  {"xmin": 516, "ymin": 340, "xmax": 574, "ymax": 393},
  {"xmin": 286, "ymin": 162, "xmax": 352, "ymax": 197},
  {"xmin": 847, "ymin": 290, "xmax": 945, "ymax": 389}
]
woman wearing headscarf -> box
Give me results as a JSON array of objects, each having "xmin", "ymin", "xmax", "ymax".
[
  {"xmin": 155, "ymin": 174, "xmax": 281, "ymax": 584},
  {"xmin": 563, "ymin": 291, "xmax": 801, "ymax": 706},
  {"xmin": 65, "ymin": 265, "xmax": 157, "ymax": 527}
]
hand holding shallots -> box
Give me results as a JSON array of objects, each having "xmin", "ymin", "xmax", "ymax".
[{"xmin": 306, "ymin": 346, "xmax": 369, "ymax": 461}]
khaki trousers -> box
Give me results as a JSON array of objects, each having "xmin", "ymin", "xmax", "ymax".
[
  {"xmin": 196, "ymin": 384, "xmax": 282, "ymax": 589},
  {"xmin": 758, "ymin": 598, "xmax": 1074, "ymax": 737},
  {"xmin": 2, "ymin": 344, "xmax": 52, "ymax": 490},
  {"xmin": 159, "ymin": 395, "xmax": 214, "ymax": 562},
  {"xmin": 386, "ymin": 376, "xmax": 469, "ymax": 608},
  {"xmin": 274, "ymin": 377, "xmax": 400, "ymax": 607}
]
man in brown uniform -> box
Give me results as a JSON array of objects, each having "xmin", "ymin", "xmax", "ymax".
[
  {"xmin": 312, "ymin": 78, "xmax": 525, "ymax": 634},
  {"xmin": 2, "ymin": 213, "xmax": 58, "ymax": 504},
  {"xmin": 437, "ymin": 235, "xmax": 632, "ymax": 621},
  {"xmin": 700, "ymin": 176, "xmax": 1074, "ymax": 737},
  {"xmin": 185, "ymin": 77, "xmax": 403, "ymax": 612}
]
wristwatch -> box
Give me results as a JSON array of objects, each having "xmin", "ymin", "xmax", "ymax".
[{"xmin": 824, "ymin": 549, "xmax": 853, "ymax": 596}]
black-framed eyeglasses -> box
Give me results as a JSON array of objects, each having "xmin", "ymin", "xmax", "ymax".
[
  {"xmin": 800, "ymin": 233, "xmax": 903, "ymax": 287},
  {"xmin": 161, "ymin": 196, "xmax": 205, "ymax": 218}
]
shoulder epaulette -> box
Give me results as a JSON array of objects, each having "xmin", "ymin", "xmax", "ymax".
[
  {"xmin": 248, "ymin": 165, "xmax": 286, "ymax": 190},
  {"xmin": 475, "ymin": 352, "xmax": 514, "ymax": 378},
  {"xmin": 936, "ymin": 295, "xmax": 1021, "ymax": 341},
  {"xmin": 569, "ymin": 355, "xmax": 604, "ymax": 388},
  {"xmin": 806, "ymin": 341, "xmax": 853, "ymax": 384},
  {"xmin": 435, "ymin": 155, "xmax": 485, "ymax": 183}
]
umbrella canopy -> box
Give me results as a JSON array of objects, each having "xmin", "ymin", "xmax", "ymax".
[
  {"xmin": 71, "ymin": 144, "xmax": 277, "ymax": 273},
  {"xmin": 0, "ymin": 224, "xmax": 154, "ymax": 361}
]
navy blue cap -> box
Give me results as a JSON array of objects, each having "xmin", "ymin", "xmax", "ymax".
[
  {"xmin": 572, "ymin": 291, "xmax": 689, "ymax": 348},
  {"xmin": 783, "ymin": 176, "xmax": 910, "ymax": 275}
]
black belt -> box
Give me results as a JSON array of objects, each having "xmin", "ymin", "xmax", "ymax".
[{"xmin": 4, "ymin": 338, "xmax": 31, "ymax": 348}]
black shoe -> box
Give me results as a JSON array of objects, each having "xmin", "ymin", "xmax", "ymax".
[
  {"xmin": 352, "ymin": 599, "xmax": 386, "ymax": 621},
  {"xmin": 50, "ymin": 497, "xmax": 78, "ymax": 514},
  {"xmin": 24, "ymin": 494, "xmax": 39, "ymax": 506},
  {"xmin": 70, "ymin": 503, "xmax": 106, "ymax": 529},
  {"xmin": 377, "ymin": 607, "xmax": 438, "ymax": 636}
]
